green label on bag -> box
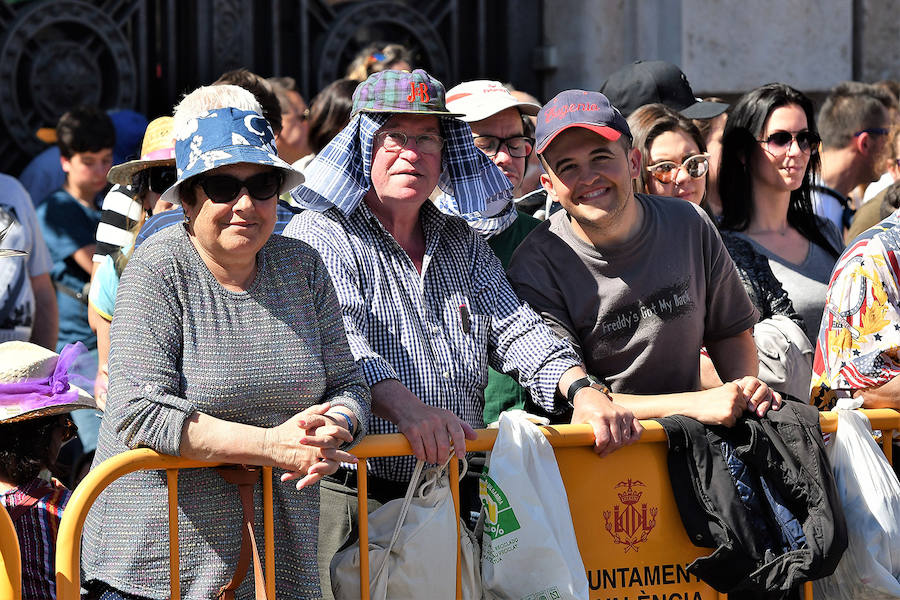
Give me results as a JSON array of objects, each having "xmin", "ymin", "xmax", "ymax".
[{"xmin": 479, "ymin": 474, "xmax": 521, "ymax": 539}]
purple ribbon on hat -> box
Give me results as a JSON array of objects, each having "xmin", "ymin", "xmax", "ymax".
[{"xmin": 0, "ymin": 342, "xmax": 87, "ymax": 411}]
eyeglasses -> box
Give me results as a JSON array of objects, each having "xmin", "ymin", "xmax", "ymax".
[
  {"xmin": 376, "ymin": 131, "xmax": 445, "ymax": 154},
  {"xmin": 646, "ymin": 154, "xmax": 710, "ymax": 183},
  {"xmin": 854, "ymin": 128, "xmax": 889, "ymax": 137},
  {"xmin": 757, "ymin": 130, "xmax": 821, "ymax": 156},
  {"xmin": 472, "ymin": 135, "xmax": 535, "ymax": 158},
  {"xmin": 194, "ymin": 171, "xmax": 283, "ymax": 204}
]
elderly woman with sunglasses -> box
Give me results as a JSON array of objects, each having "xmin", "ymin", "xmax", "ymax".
[
  {"xmin": 718, "ymin": 83, "xmax": 842, "ymax": 344},
  {"xmin": 80, "ymin": 85, "xmax": 370, "ymax": 599}
]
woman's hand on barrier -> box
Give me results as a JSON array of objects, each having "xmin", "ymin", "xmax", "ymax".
[
  {"xmin": 732, "ymin": 376, "xmax": 782, "ymax": 416},
  {"xmin": 571, "ymin": 388, "xmax": 642, "ymax": 457},
  {"xmin": 266, "ymin": 403, "xmax": 357, "ymax": 490}
]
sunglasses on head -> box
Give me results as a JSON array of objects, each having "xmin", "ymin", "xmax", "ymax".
[
  {"xmin": 194, "ymin": 171, "xmax": 283, "ymax": 204},
  {"xmin": 646, "ymin": 154, "xmax": 710, "ymax": 183},
  {"xmin": 757, "ymin": 130, "xmax": 820, "ymax": 156}
]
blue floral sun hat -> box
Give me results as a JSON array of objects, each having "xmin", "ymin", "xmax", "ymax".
[{"xmin": 159, "ymin": 107, "xmax": 305, "ymax": 206}]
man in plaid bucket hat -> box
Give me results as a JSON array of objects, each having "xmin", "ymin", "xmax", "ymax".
[{"xmin": 284, "ymin": 69, "xmax": 641, "ymax": 596}]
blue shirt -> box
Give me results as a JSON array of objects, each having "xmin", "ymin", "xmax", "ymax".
[
  {"xmin": 134, "ymin": 200, "xmax": 301, "ymax": 250},
  {"xmin": 19, "ymin": 147, "xmax": 65, "ymax": 208},
  {"xmin": 36, "ymin": 189, "xmax": 100, "ymax": 351},
  {"xmin": 283, "ymin": 201, "xmax": 579, "ymax": 482}
]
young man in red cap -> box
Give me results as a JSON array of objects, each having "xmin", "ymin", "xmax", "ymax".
[{"xmin": 507, "ymin": 89, "xmax": 781, "ymax": 423}]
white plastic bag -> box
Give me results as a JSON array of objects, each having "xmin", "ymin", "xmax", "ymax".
[
  {"xmin": 814, "ymin": 400, "xmax": 900, "ymax": 600},
  {"xmin": 331, "ymin": 459, "xmax": 482, "ymax": 600},
  {"xmin": 479, "ymin": 411, "xmax": 589, "ymax": 600}
]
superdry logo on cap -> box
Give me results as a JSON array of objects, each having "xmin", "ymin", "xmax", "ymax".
[
  {"xmin": 542, "ymin": 99, "xmax": 605, "ymax": 123},
  {"xmin": 535, "ymin": 89, "xmax": 632, "ymax": 154}
]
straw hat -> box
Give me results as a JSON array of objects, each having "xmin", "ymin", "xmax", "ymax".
[
  {"xmin": 0, "ymin": 342, "xmax": 96, "ymax": 423},
  {"xmin": 107, "ymin": 116, "xmax": 177, "ymax": 186}
]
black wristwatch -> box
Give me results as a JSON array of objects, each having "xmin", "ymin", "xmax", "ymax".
[{"xmin": 566, "ymin": 374, "xmax": 611, "ymax": 407}]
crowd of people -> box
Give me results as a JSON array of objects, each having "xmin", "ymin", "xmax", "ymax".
[{"xmin": 1, "ymin": 40, "xmax": 899, "ymax": 599}]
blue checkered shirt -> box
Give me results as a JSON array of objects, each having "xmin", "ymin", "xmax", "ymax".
[{"xmin": 283, "ymin": 202, "xmax": 579, "ymax": 482}]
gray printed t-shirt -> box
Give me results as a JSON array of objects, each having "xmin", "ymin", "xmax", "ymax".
[{"xmin": 507, "ymin": 194, "xmax": 758, "ymax": 394}]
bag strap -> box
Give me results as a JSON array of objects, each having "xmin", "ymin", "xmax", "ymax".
[
  {"xmin": 369, "ymin": 459, "xmax": 425, "ymax": 583},
  {"xmin": 372, "ymin": 455, "xmax": 468, "ymax": 580},
  {"xmin": 215, "ymin": 466, "xmax": 270, "ymax": 600}
]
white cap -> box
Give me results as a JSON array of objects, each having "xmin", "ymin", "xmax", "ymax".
[{"xmin": 445, "ymin": 80, "xmax": 541, "ymax": 123}]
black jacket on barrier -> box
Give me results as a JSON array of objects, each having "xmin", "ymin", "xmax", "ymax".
[{"xmin": 657, "ymin": 401, "xmax": 847, "ymax": 598}]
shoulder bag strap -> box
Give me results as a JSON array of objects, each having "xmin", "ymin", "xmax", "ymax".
[
  {"xmin": 370, "ymin": 459, "xmax": 425, "ymax": 581},
  {"xmin": 215, "ymin": 465, "xmax": 270, "ymax": 600}
]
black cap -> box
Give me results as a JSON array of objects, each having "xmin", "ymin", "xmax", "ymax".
[{"xmin": 599, "ymin": 60, "xmax": 729, "ymax": 119}]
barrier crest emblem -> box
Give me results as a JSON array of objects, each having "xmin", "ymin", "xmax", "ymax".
[{"xmin": 603, "ymin": 479, "xmax": 658, "ymax": 552}]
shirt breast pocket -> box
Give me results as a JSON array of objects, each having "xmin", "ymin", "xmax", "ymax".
[{"xmin": 459, "ymin": 313, "xmax": 491, "ymax": 389}]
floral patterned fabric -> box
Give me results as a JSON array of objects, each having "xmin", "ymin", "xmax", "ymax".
[{"xmin": 811, "ymin": 212, "xmax": 900, "ymax": 410}]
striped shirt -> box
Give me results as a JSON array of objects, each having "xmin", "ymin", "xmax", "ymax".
[
  {"xmin": 1, "ymin": 477, "xmax": 70, "ymax": 600},
  {"xmin": 93, "ymin": 185, "xmax": 144, "ymax": 263},
  {"xmin": 284, "ymin": 201, "xmax": 580, "ymax": 482}
]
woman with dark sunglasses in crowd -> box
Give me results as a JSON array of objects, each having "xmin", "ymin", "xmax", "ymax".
[
  {"xmin": 628, "ymin": 102, "xmax": 807, "ymax": 395},
  {"xmin": 718, "ymin": 83, "xmax": 842, "ymax": 345},
  {"xmin": 80, "ymin": 85, "xmax": 369, "ymax": 600},
  {"xmin": 87, "ymin": 117, "xmax": 178, "ymax": 418}
]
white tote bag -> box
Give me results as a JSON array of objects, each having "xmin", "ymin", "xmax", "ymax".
[
  {"xmin": 330, "ymin": 459, "xmax": 483, "ymax": 600},
  {"xmin": 480, "ymin": 412, "xmax": 589, "ymax": 600},
  {"xmin": 814, "ymin": 400, "xmax": 900, "ymax": 600}
]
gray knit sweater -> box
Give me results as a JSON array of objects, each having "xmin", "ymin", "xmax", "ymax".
[{"xmin": 82, "ymin": 225, "xmax": 370, "ymax": 599}]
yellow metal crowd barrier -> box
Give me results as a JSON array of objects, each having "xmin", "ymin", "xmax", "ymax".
[
  {"xmin": 48, "ymin": 409, "xmax": 898, "ymax": 600},
  {"xmin": 54, "ymin": 451, "xmax": 277, "ymax": 600},
  {"xmin": 0, "ymin": 502, "xmax": 22, "ymax": 600}
]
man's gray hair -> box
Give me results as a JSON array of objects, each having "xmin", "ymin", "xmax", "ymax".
[{"xmin": 173, "ymin": 84, "xmax": 263, "ymax": 140}]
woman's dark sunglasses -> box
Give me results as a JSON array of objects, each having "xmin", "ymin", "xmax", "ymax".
[
  {"xmin": 148, "ymin": 166, "xmax": 177, "ymax": 194},
  {"xmin": 134, "ymin": 166, "xmax": 177, "ymax": 195},
  {"xmin": 757, "ymin": 130, "xmax": 821, "ymax": 156},
  {"xmin": 194, "ymin": 171, "xmax": 283, "ymax": 204}
]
